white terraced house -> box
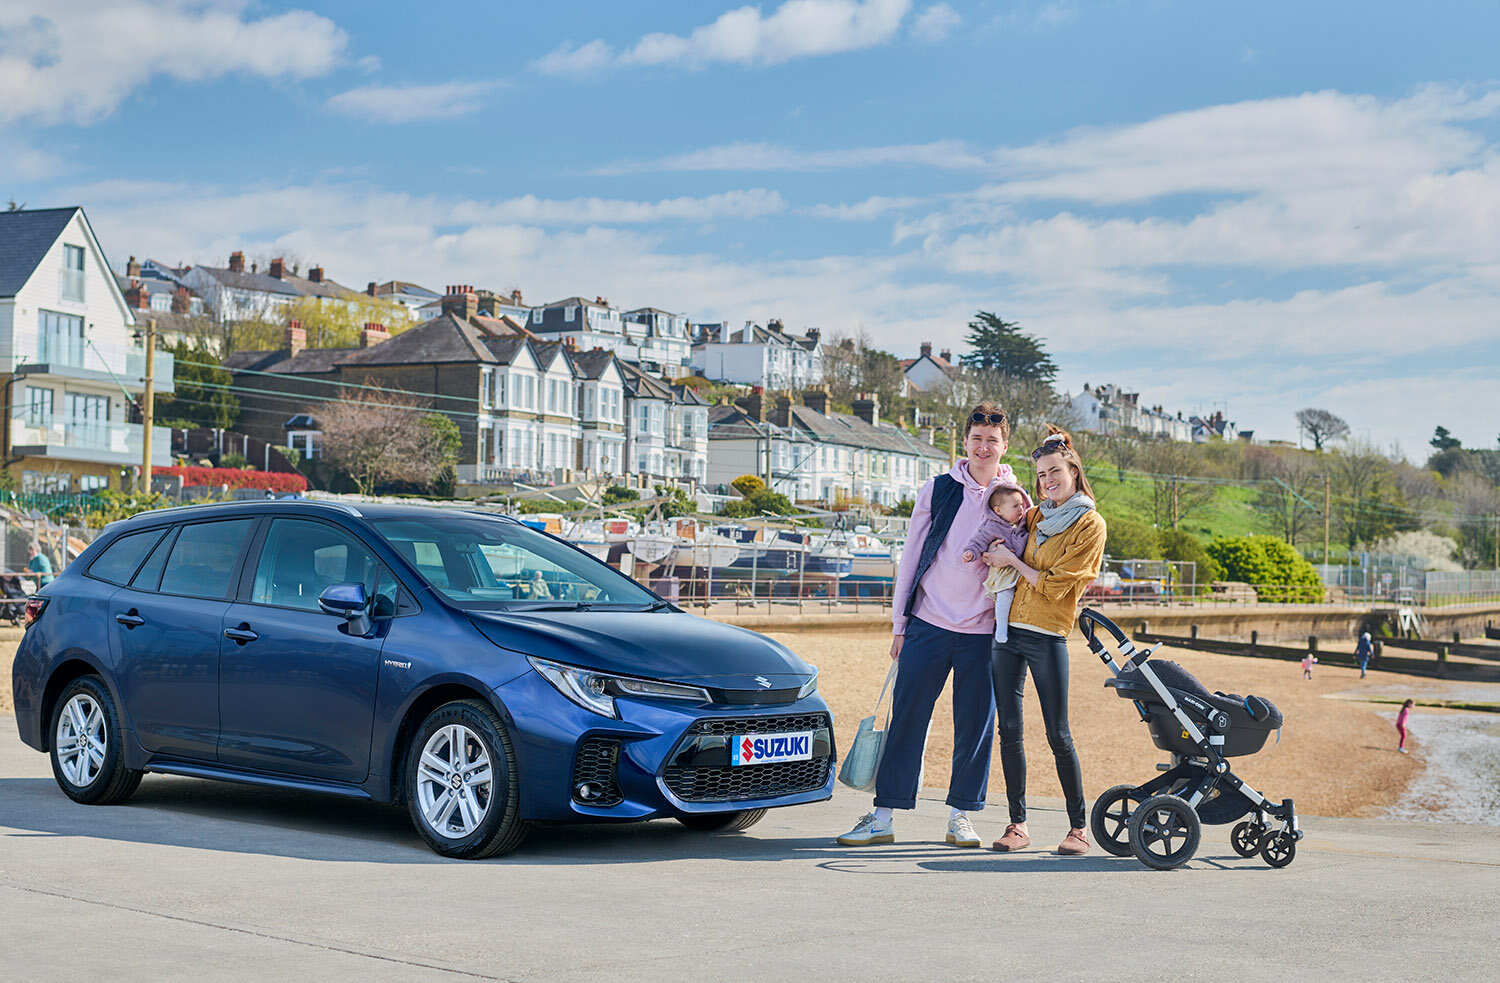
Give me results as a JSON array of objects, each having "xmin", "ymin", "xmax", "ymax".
[{"xmin": 0, "ymin": 207, "xmax": 174, "ymax": 492}]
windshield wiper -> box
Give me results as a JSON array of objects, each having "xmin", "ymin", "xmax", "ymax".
[
  {"xmin": 644, "ymin": 600, "xmax": 673, "ymax": 611},
  {"xmin": 513, "ymin": 601, "xmax": 590, "ymax": 612}
]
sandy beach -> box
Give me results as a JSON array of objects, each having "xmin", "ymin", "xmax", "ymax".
[{"xmin": 5, "ymin": 629, "xmax": 1497, "ymax": 821}]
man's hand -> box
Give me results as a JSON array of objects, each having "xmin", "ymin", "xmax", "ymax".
[{"xmin": 890, "ymin": 634, "xmax": 904, "ymax": 660}]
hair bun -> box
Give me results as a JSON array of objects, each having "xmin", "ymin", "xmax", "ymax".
[{"xmin": 1041, "ymin": 430, "xmax": 1070, "ymax": 449}]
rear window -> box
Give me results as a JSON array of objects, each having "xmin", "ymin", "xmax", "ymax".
[
  {"xmin": 87, "ymin": 529, "xmax": 166, "ymax": 585},
  {"xmin": 158, "ymin": 519, "xmax": 256, "ymax": 600}
]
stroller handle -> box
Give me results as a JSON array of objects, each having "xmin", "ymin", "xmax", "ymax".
[{"xmin": 1078, "ymin": 608, "xmax": 1136, "ymax": 657}]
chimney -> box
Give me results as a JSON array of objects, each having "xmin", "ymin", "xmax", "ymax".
[
  {"xmin": 768, "ymin": 318, "xmax": 784, "ymax": 334},
  {"xmin": 920, "ymin": 341, "xmax": 932, "ymax": 358},
  {"xmin": 852, "ymin": 393, "xmax": 880, "ymax": 427},
  {"xmin": 126, "ymin": 255, "xmax": 141, "ymax": 277},
  {"xmin": 806, "ymin": 327, "xmax": 821, "ymax": 344},
  {"xmin": 124, "ymin": 279, "xmax": 149, "ymax": 309},
  {"xmin": 770, "ymin": 394, "xmax": 792, "ymax": 428},
  {"xmin": 441, "ymin": 284, "xmax": 478, "ymax": 321},
  {"xmin": 739, "ymin": 390, "xmax": 766, "ymax": 424},
  {"xmin": 228, "ymin": 250, "xmax": 245, "ymax": 273},
  {"xmin": 360, "ymin": 322, "xmax": 390, "ymax": 348},
  {"xmin": 938, "ymin": 349, "xmax": 951, "ymax": 363},
  {"xmin": 510, "ymin": 288, "xmax": 522, "ymax": 305},
  {"xmin": 269, "ymin": 257, "xmax": 285, "ymax": 279},
  {"xmin": 919, "ymin": 426, "xmax": 935, "ymax": 445},
  {"xmin": 285, "ymin": 320, "xmax": 305, "ymax": 358},
  {"xmin": 308, "ymin": 266, "xmax": 324, "ymax": 283},
  {"xmin": 802, "ymin": 388, "xmax": 829, "ymax": 415},
  {"xmin": 171, "ymin": 286, "xmax": 191, "ymax": 314},
  {"xmin": 366, "ymin": 281, "xmax": 377, "ymax": 296}
]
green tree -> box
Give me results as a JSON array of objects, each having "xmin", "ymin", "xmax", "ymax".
[
  {"xmin": 1105, "ymin": 517, "xmax": 1162, "ymax": 560},
  {"xmin": 1430, "ymin": 426, "xmax": 1462, "ymax": 451},
  {"xmin": 1207, "ymin": 535, "xmax": 1321, "ymax": 602},
  {"xmin": 731, "ymin": 474, "xmax": 766, "ymax": 496},
  {"xmin": 1158, "ymin": 530, "xmax": 1225, "ymax": 589},
  {"xmin": 420, "ymin": 413, "xmax": 462, "ymax": 496},
  {"xmin": 155, "ymin": 342, "xmax": 239, "ymax": 430},
  {"xmin": 720, "ymin": 488, "xmax": 796, "ymax": 517},
  {"xmin": 602, "ymin": 484, "xmax": 640, "ymax": 506},
  {"xmin": 1295, "ymin": 408, "xmax": 1349, "ymax": 451},
  {"xmin": 958, "ymin": 312, "xmax": 1057, "ymax": 384}
]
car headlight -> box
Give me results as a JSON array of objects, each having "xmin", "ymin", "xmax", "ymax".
[
  {"xmin": 528, "ymin": 656, "xmax": 711, "ymax": 719},
  {"xmin": 797, "ymin": 668, "xmax": 819, "ymax": 700}
]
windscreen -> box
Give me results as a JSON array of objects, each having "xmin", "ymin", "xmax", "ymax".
[{"xmin": 369, "ymin": 513, "xmax": 658, "ymax": 610}]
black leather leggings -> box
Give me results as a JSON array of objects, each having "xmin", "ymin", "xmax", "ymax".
[{"xmin": 991, "ymin": 626, "xmax": 1086, "ymax": 828}]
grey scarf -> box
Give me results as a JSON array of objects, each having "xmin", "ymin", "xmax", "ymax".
[{"xmin": 1034, "ymin": 493, "xmax": 1095, "ymax": 545}]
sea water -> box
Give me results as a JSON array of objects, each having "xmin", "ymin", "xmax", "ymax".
[{"xmin": 1383, "ymin": 709, "xmax": 1500, "ymax": 826}]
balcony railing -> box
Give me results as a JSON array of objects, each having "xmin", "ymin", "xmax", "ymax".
[
  {"xmin": 30, "ymin": 339, "xmax": 174, "ymax": 393},
  {"xmin": 11, "ymin": 414, "xmax": 172, "ymax": 466}
]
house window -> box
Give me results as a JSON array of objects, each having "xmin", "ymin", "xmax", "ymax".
[
  {"xmin": 39, "ymin": 310, "xmax": 85, "ymax": 367},
  {"xmin": 565, "ymin": 305, "xmax": 576, "ymax": 322},
  {"xmin": 61, "ymin": 244, "xmax": 85, "ymax": 302},
  {"xmin": 24, "ymin": 386, "xmax": 53, "ymax": 428},
  {"xmin": 496, "ymin": 373, "xmax": 507, "ymax": 408},
  {"xmin": 480, "ymin": 369, "xmax": 494, "ymax": 408},
  {"xmin": 80, "ymin": 473, "xmax": 108, "ymax": 492},
  {"xmin": 532, "ymin": 309, "xmax": 543, "ymax": 324},
  {"xmin": 287, "ymin": 431, "xmax": 320, "ymax": 460},
  {"xmin": 64, "ymin": 393, "xmax": 110, "ymax": 448},
  {"xmin": 22, "ymin": 470, "xmax": 72, "ymax": 493}
]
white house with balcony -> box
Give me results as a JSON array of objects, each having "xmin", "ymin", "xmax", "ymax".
[
  {"xmin": 0, "ymin": 207, "xmax": 173, "ymax": 492},
  {"xmin": 691, "ymin": 319, "xmax": 823, "ymax": 391},
  {"xmin": 624, "ymin": 307, "xmax": 692, "ymax": 378}
]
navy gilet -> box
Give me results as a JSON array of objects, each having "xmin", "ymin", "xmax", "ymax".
[{"xmin": 903, "ymin": 473, "xmax": 964, "ymax": 618}]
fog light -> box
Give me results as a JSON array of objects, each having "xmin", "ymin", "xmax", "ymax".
[{"xmin": 575, "ymin": 782, "xmax": 602, "ymax": 802}]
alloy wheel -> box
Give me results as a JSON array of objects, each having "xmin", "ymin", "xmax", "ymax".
[
  {"xmin": 414, "ymin": 724, "xmax": 493, "ymax": 839},
  {"xmin": 55, "ymin": 693, "xmax": 107, "ymax": 788}
]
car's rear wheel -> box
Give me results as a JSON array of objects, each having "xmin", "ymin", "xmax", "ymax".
[
  {"xmin": 50, "ymin": 675, "xmax": 142, "ymax": 805},
  {"xmin": 404, "ymin": 699, "xmax": 528, "ymax": 859},
  {"xmin": 675, "ymin": 808, "xmax": 767, "ymax": 833}
]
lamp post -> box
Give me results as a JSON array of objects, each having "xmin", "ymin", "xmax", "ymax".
[{"xmin": 140, "ymin": 317, "xmax": 156, "ymax": 491}]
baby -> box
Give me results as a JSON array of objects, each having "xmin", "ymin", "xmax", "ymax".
[{"xmin": 961, "ymin": 482, "xmax": 1033, "ymax": 644}]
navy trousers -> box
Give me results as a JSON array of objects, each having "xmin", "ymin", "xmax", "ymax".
[{"xmin": 873, "ymin": 617, "xmax": 996, "ymax": 811}]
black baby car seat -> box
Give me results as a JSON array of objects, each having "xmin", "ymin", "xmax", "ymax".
[{"xmin": 1108, "ymin": 659, "xmax": 1283, "ymax": 758}]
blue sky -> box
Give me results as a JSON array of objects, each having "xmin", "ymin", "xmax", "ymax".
[{"xmin": 4, "ymin": 0, "xmax": 1498, "ymax": 456}]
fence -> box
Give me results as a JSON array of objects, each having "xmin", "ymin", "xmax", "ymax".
[{"xmin": 0, "ymin": 502, "xmax": 103, "ymax": 593}]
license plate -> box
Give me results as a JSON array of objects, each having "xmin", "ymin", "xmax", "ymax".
[{"xmin": 731, "ymin": 731, "xmax": 814, "ymax": 767}]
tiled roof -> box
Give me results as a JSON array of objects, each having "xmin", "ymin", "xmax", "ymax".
[
  {"xmin": 339, "ymin": 312, "xmax": 494, "ymax": 366},
  {"xmin": 619, "ymin": 361, "xmax": 673, "ymax": 401},
  {"xmin": 0, "ymin": 207, "xmax": 78, "ymax": 298},
  {"xmin": 195, "ymin": 265, "xmax": 301, "ymax": 297},
  {"xmin": 280, "ymin": 273, "xmax": 360, "ymax": 300},
  {"xmin": 566, "ymin": 348, "xmax": 617, "ymax": 380}
]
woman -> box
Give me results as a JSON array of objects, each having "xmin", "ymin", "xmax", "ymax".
[
  {"xmin": 982, "ymin": 426, "xmax": 1106, "ymax": 855},
  {"xmin": 836, "ymin": 404, "xmax": 1017, "ymax": 849}
]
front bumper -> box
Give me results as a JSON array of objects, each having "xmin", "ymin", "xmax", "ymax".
[{"xmin": 494, "ymin": 670, "xmax": 836, "ymax": 823}]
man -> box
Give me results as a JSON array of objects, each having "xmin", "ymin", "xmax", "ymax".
[
  {"xmin": 836, "ymin": 404, "xmax": 1016, "ymax": 849},
  {"xmin": 26, "ymin": 543, "xmax": 54, "ymax": 588},
  {"xmin": 1355, "ymin": 630, "xmax": 1373, "ymax": 679}
]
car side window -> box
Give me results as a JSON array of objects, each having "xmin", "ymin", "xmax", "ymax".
[
  {"xmin": 87, "ymin": 528, "xmax": 166, "ymax": 585},
  {"xmin": 129, "ymin": 527, "xmax": 177, "ymax": 592},
  {"xmin": 250, "ymin": 518, "xmax": 387, "ymax": 614},
  {"xmin": 158, "ymin": 519, "xmax": 255, "ymax": 600}
]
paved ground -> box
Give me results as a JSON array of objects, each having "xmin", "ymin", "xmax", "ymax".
[{"xmin": 3, "ymin": 715, "xmax": 1498, "ymax": 983}]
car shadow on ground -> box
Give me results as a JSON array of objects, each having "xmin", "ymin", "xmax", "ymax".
[{"xmin": 0, "ymin": 776, "xmax": 1278, "ymax": 873}]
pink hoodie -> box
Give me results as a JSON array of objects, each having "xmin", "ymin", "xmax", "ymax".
[{"xmin": 891, "ymin": 459, "xmax": 1022, "ymax": 636}]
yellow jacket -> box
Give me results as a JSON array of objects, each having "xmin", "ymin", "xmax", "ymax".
[{"xmin": 1007, "ymin": 508, "xmax": 1107, "ymax": 637}]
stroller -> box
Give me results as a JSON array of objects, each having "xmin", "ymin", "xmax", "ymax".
[
  {"xmin": 1079, "ymin": 609, "xmax": 1302, "ymax": 870},
  {"xmin": 0, "ymin": 574, "xmax": 28, "ymax": 626}
]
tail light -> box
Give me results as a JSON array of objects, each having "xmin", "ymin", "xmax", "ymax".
[{"xmin": 23, "ymin": 596, "xmax": 48, "ymax": 628}]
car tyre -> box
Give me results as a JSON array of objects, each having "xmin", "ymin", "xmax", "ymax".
[
  {"xmin": 49, "ymin": 675, "xmax": 143, "ymax": 805},
  {"xmin": 404, "ymin": 699, "xmax": 528, "ymax": 859},
  {"xmin": 675, "ymin": 809, "xmax": 767, "ymax": 833}
]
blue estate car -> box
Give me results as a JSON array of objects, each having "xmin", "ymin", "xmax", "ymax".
[{"xmin": 10, "ymin": 501, "xmax": 833, "ymax": 858}]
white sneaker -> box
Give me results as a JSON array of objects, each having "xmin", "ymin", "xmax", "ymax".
[
  {"xmin": 1399, "ymin": 748, "xmax": 1409, "ymax": 754},
  {"xmin": 836, "ymin": 812, "xmax": 895, "ymax": 846},
  {"xmin": 946, "ymin": 813, "xmax": 981, "ymax": 848}
]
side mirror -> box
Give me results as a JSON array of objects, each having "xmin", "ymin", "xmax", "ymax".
[{"xmin": 318, "ymin": 582, "xmax": 372, "ymax": 636}]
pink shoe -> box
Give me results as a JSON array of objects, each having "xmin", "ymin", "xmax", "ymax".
[
  {"xmin": 992, "ymin": 823, "xmax": 1030, "ymax": 852},
  {"xmin": 1057, "ymin": 828, "xmax": 1089, "ymax": 856}
]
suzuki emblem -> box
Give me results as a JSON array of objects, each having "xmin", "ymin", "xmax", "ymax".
[{"xmin": 754, "ymin": 676, "xmax": 772, "ymax": 689}]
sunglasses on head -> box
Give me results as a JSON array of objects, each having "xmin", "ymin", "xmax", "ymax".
[
  {"xmin": 1031, "ymin": 436, "xmax": 1068, "ymax": 459},
  {"xmin": 969, "ymin": 411, "xmax": 1006, "ymax": 426}
]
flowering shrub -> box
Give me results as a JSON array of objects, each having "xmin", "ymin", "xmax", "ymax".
[{"xmin": 156, "ymin": 466, "xmax": 307, "ymax": 493}]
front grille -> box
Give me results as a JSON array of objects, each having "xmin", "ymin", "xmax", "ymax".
[
  {"xmin": 687, "ymin": 712, "xmax": 830, "ymax": 737},
  {"xmin": 664, "ymin": 757, "xmax": 831, "ymax": 802},
  {"xmin": 572, "ymin": 738, "xmax": 624, "ymax": 806}
]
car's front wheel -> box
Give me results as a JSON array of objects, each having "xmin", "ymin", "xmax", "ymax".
[
  {"xmin": 50, "ymin": 675, "xmax": 142, "ymax": 805},
  {"xmin": 675, "ymin": 809, "xmax": 767, "ymax": 833},
  {"xmin": 404, "ymin": 699, "xmax": 528, "ymax": 859}
]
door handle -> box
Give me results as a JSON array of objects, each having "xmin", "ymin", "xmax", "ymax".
[
  {"xmin": 223, "ymin": 626, "xmax": 259, "ymax": 644},
  {"xmin": 115, "ymin": 612, "xmax": 145, "ymax": 628}
]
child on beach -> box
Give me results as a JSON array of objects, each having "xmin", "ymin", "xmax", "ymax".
[
  {"xmin": 1302, "ymin": 652, "xmax": 1317, "ymax": 679},
  {"xmin": 1396, "ymin": 698, "xmax": 1413, "ymax": 753},
  {"xmin": 961, "ymin": 482, "xmax": 1032, "ymax": 644}
]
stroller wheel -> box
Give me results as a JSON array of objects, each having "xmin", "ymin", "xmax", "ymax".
[
  {"xmin": 1230, "ymin": 820, "xmax": 1265, "ymax": 858},
  {"xmin": 1128, "ymin": 794, "xmax": 1201, "ymax": 871},
  {"xmin": 1090, "ymin": 784, "xmax": 1142, "ymax": 858},
  {"xmin": 1260, "ymin": 830, "xmax": 1297, "ymax": 868}
]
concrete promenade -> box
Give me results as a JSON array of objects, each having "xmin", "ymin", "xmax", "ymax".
[{"xmin": 2, "ymin": 714, "xmax": 1497, "ymax": 982}]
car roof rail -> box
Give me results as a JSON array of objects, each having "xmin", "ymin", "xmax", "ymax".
[{"xmin": 126, "ymin": 498, "xmax": 363, "ymax": 521}]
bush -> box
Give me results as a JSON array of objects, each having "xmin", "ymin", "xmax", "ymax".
[
  {"xmin": 731, "ymin": 474, "xmax": 766, "ymax": 497},
  {"xmin": 602, "ymin": 485, "xmax": 639, "ymax": 506},
  {"xmin": 1105, "ymin": 517, "xmax": 1162, "ymax": 560},
  {"xmin": 1158, "ymin": 529, "xmax": 1225, "ymax": 590},
  {"xmin": 1206, "ymin": 535, "xmax": 1322, "ymax": 603},
  {"xmin": 721, "ymin": 488, "xmax": 796, "ymax": 517},
  {"xmin": 220, "ymin": 452, "xmax": 250, "ymax": 470},
  {"xmin": 156, "ymin": 466, "xmax": 308, "ymax": 493}
]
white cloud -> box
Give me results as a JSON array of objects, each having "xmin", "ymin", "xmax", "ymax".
[
  {"xmin": 598, "ymin": 139, "xmax": 989, "ymax": 174},
  {"xmin": 534, "ymin": 0, "xmax": 913, "ymax": 75},
  {"xmin": 911, "ymin": 3, "xmax": 960, "ymax": 42},
  {"xmin": 805, "ymin": 195, "xmax": 930, "ymax": 220},
  {"xmin": 326, "ymin": 80, "xmax": 505, "ymax": 122},
  {"xmin": 0, "ymin": 0, "xmax": 349, "ymax": 125}
]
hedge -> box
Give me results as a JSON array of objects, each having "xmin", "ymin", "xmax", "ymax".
[{"xmin": 156, "ymin": 466, "xmax": 308, "ymax": 493}]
